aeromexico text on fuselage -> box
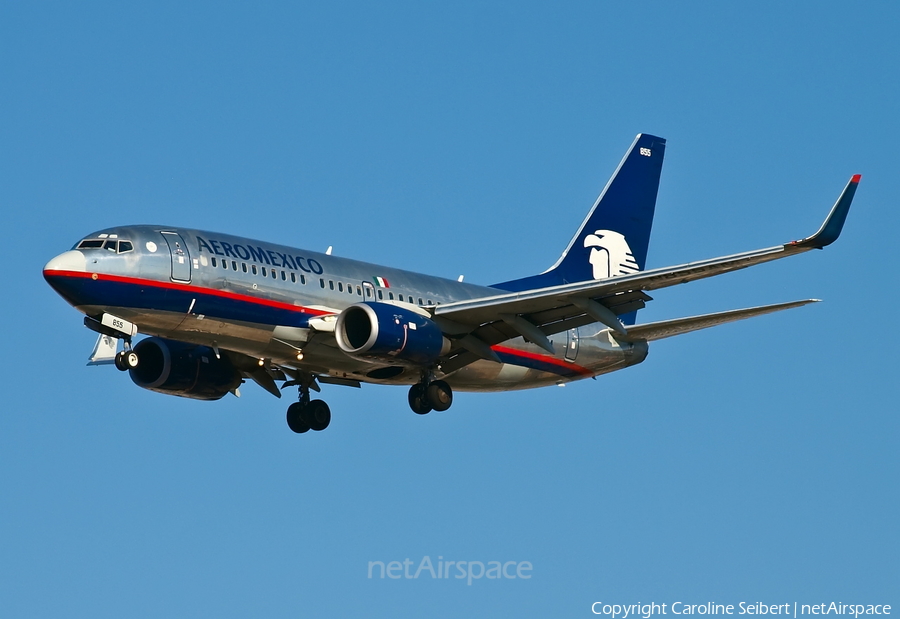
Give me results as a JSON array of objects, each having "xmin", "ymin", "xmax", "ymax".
[{"xmin": 196, "ymin": 235, "xmax": 325, "ymax": 275}]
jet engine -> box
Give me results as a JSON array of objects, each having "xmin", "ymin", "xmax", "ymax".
[
  {"xmin": 129, "ymin": 337, "xmax": 242, "ymax": 400},
  {"xmin": 335, "ymin": 302, "xmax": 449, "ymax": 365}
]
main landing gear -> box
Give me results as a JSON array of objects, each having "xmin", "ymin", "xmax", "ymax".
[
  {"xmin": 408, "ymin": 379, "xmax": 453, "ymax": 415},
  {"xmin": 285, "ymin": 380, "xmax": 331, "ymax": 434}
]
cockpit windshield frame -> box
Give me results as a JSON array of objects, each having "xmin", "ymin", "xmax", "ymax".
[{"xmin": 77, "ymin": 239, "xmax": 134, "ymax": 253}]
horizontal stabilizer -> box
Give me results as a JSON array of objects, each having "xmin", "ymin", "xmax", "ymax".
[{"xmin": 622, "ymin": 299, "xmax": 819, "ymax": 342}]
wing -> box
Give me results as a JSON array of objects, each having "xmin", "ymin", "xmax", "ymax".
[{"xmin": 434, "ymin": 175, "xmax": 860, "ymax": 373}]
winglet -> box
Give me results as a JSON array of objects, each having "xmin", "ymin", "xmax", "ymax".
[{"xmin": 792, "ymin": 174, "xmax": 861, "ymax": 249}]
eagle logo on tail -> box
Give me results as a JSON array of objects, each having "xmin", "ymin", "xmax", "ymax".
[{"xmin": 583, "ymin": 230, "xmax": 640, "ymax": 279}]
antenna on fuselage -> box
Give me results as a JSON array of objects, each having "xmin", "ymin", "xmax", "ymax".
[
  {"xmin": 457, "ymin": 275, "xmax": 464, "ymax": 282},
  {"xmin": 326, "ymin": 246, "xmax": 333, "ymax": 256}
]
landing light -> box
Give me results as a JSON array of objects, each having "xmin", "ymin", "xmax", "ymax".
[{"xmin": 296, "ymin": 351, "xmax": 304, "ymax": 361}]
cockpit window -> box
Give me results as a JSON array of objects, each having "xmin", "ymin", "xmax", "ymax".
[{"xmin": 77, "ymin": 238, "xmax": 135, "ymax": 252}]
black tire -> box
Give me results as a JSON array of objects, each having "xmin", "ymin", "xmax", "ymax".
[
  {"xmin": 124, "ymin": 350, "xmax": 139, "ymax": 370},
  {"xmin": 307, "ymin": 400, "xmax": 331, "ymax": 431},
  {"xmin": 286, "ymin": 402, "xmax": 311, "ymax": 434},
  {"xmin": 426, "ymin": 380, "xmax": 453, "ymax": 412},
  {"xmin": 408, "ymin": 384, "xmax": 432, "ymax": 415},
  {"xmin": 114, "ymin": 351, "xmax": 129, "ymax": 372}
]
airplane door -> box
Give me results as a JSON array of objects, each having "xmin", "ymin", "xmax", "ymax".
[
  {"xmin": 362, "ymin": 281, "xmax": 375, "ymax": 300},
  {"xmin": 161, "ymin": 232, "xmax": 191, "ymax": 283},
  {"xmin": 565, "ymin": 327, "xmax": 579, "ymax": 361}
]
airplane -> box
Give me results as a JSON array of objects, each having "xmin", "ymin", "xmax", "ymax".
[{"xmin": 43, "ymin": 134, "xmax": 860, "ymax": 434}]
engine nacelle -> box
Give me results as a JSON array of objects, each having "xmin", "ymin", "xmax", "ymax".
[
  {"xmin": 335, "ymin": 302, "xmax": 448, "ymax": 365},
  {"xmin": 129, "ymin": 337, "xmax": 241, "ymax": 401}
]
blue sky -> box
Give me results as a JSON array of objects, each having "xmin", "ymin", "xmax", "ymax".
[{"xmin": 1, "ymin": 2, "xmax": 897, "ymax": 617}]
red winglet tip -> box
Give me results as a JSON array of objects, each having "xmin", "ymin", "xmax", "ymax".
[{"xmin": 851, "ymin": 174, "xmax": 861, "ymax": 183}]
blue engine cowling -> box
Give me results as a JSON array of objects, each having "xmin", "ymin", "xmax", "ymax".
[
  {"xmin": 129, "ymin": 337, "xmax": 242, "ymax": 401},
  {"xmin": 334, "ymin": 302, "xmax": 448, "ymax": 365}
]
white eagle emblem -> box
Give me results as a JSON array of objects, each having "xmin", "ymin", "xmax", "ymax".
[{"xmin": 583, "ymin": 230, "xmax": 640, "ymax": 279}]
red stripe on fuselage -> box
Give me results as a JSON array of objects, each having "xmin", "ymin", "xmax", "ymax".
[
  {"xmin": 47, "ymin": 269, "xmax": 596, "ymax": 377},
  {"xmin": 43, "ymin": 269, "xmax": 333, "ymax": 316},
  {"xmin": 491, "ymin": 344, "xmax": 594, "ymax": 377}
]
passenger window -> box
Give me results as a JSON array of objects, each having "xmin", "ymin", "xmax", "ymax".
[
  {"xmin": 427, "ymin": 299, "xmax": 433, "ymax": 305},
  {"xmin": 222, "ymin": 260, "xmax": 228, "ymax": 270},
  {"xmin": 262, "ymin": 267, "xmax": 267, "ymax": 277},
  {"xmin": 348, "ymin": 287, "xmax": 353, "ymax": 295},
  {"xmin": 418, "ymin": 298, "xmax": 423, "ymax": 305},
  {"xmin": 356, "ymin": 286, "xmax": 362, "ymax": 295},
  {"xmin": 104, "ymin": 240, "xmax": 117, "ymax": 251},
  {"xmin": 320, "ymin": 278, "xmax": 325, "ymax": 288},
  {"xmin": 377, "ymin": 290, "xmax": 383, "ymax": 300},
  {"xmin": 338, "ymin": 282, "xmax": 344, "ymax": 292},
  {"xmin": 398, "ymin": 294, "xmax": 403, "ymax": 302},
  {"xmin": 232, "ymin": 260, "xmax": 237, "ymax": 271},
  {"xmin": 77, "ymin": 240, "xmax": 104, "ymax": 249},
  {"xmin": 272, "ymin": 270, "xmax": 277, "ymax": 279},
  {"xmin": 291, "ymin": 273, "xmax": 296, "ymax": 283},
  {"xmin": 329, "ymin": 280, "xmax": 334, "ymax": 290},
  {"xmin": 281, "ymin": 271, "xmax": 286, "ymax": 281},
  {"xmin": 211, "ymin": 257, "xmax": 217, "ymax": 267},
  {"xmin": 242, "ymin": 263, "xmax": 248, "ymax": 273},
  {"xmin": 301, "ymin": 274, "xmax": 306, "ymax": 285},
  {"xmin": 118, "ymin": 241, "xmax": 133, "ymax": 253},
  {"xmin": 388, "ymin": 292, "xmax": 394, "ymax": 300},
  {"xmin": 365, "ymin": 287, "xmax": 372, "ymax": 298}
]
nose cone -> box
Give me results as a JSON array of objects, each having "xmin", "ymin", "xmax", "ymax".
[
  {"xmin": 44, "ymin": 250, "xmax": 88, "ymax": 305},
  {"xmin": 44, "ymin": 250, "xmax": 87, "ymax": 274}
]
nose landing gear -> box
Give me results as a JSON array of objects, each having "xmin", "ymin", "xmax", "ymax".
[
  {"xmin": 408, "ymin": 379, "xmax": 453, "ymax": 415},
  {"xmin": 114, "ymin": 346, "xmax": 139, "ymax": 371},
  {"xmin": 85, "ymin": 313, "xmax": 139, "ymax": 371}
]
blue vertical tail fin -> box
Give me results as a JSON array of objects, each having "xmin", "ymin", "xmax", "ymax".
[{"xmin": 494, "ymin": 133, "xmax": 666, "ymax": 296}]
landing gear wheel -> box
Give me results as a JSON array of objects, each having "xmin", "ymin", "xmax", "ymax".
[
  {"xmin": 114, "ymin": 350, "xmax": 139, "ymax": 372},
  {"xmin": 286, "ymin": 402, "xmax": 311, "ymax": 434},
  {"xmin": 426, "ymin": 380, "xmax": 453, "ymax": 412},
  {"xmin": 408, "ymin": 383, "xmax": 433, "ymax": 415},
  {"xmin": 306, "ymin": 400, "xmax": 331, "ymax": 431}
]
